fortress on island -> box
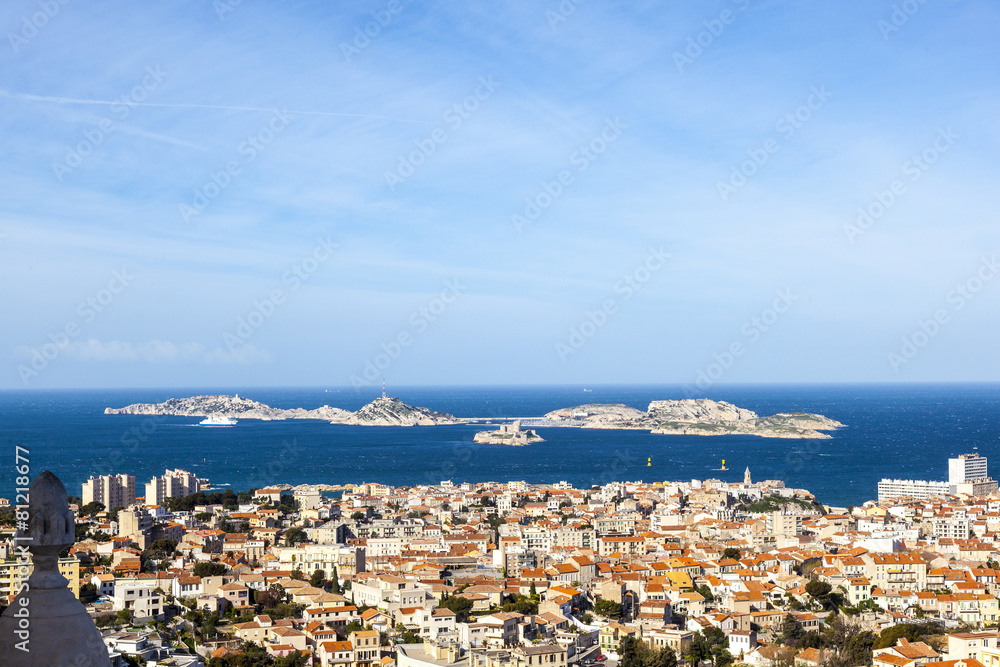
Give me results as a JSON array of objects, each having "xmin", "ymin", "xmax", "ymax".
[{"xmin": 473, "ymin": 420, "xmax": 544, "ymax": 446}]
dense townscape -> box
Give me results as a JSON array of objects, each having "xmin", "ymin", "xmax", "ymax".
[{"xmin": 6, "ymin": 456, "xmax": 1000, "ymax": 667}]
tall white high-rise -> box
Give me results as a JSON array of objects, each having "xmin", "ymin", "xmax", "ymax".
[
  {"xmin": 144, "ymin": 469, "xmax": 202, "ymax": 505},
  {"xmin": 949, "ymin": 453, "xmax": 988, "ymax": 484},
  {"xmin": 81, "ymin": 474, "xmax": 135, "ymax": 511}
]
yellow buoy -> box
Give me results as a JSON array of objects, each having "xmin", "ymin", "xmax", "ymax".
[
  {"xmin": 721, "ymin": 458, "xmax": 727, "ymax": 470},
  {"xmin": 647, "ymin": 457, "xmax": 652, "ymax": 466}
]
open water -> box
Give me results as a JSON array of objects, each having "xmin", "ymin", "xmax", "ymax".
[{"xmin": 1, "ymin": 383, "xmax": 998, "ymax": 507}]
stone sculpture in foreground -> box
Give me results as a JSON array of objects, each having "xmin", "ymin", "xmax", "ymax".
[{"xmin": 0, "ymin": 470, "xmax": 111, "ymax": 666}]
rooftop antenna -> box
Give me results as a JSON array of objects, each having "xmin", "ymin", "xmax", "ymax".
[{"xmin": 382, "ymin": 378, "xmax": 386, "ymax": 399}]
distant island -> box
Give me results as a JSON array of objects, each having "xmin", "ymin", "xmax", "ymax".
[
  {"xmin": 106, "ymin": 395, "xmax": 841, "ymax": 437},
  {"xmin": 104, "ymin": 395, "xmax": 460, "ymax": 427},
  {"xmin": 544, "ymin": 398, "xmax": 842, "ymax": 439},
  {"xmin": 473, "ymin": 421, "xmax": 544, "ymax": 446}
]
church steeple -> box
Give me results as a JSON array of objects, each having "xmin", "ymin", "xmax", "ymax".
[{"xmin": 744, "ymin": 466, "xmax": 752, "ymax": 485}]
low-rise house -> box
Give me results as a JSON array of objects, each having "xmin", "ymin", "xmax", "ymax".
[
  {"xmin": 599, "ymin": 622, "xmax": 640, "ymax": 653},
  {"xmin": 172, "ymin": 575, "xmax": 203, "ymax": 599},
  {"xmin": 647, "ymin": 627, "xmax": 695, "ymax": 656},
  {"xmin": 304, "ymin": 604, "xmax": 361, "ymax": 626},
  {"xmin": 949, "ymin": 631, "xmax": 1000, "ymax": 661},
  {"xmin": 872, "ymin": 638, "xmax": 939, "ymax": 667}
]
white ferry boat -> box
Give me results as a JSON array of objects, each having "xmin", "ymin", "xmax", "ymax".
[{"xmin": 199, "ymin": 415, "xmax": 237, "ymax": 427}]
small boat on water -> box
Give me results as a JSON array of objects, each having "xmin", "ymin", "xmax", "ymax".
[{"xmin": 199, "ymin": 414, "xmax": 237, "ymax": 427}]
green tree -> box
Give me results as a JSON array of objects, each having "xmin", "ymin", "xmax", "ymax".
[
  {"xmin": 823, "ymin": 615, "xmax": 877, "ymax": 667},
  {"xmin": 284, "ymin": 527, "xmax": 308, "ymax": 546},
  {"xmin": 193, "ymin": 562, "xmax": 228, "ymax": 578},
  {"xmin": 330, "ymin": 566, "xmax": 342, "ymax": 594},
  {"xmin": 722, "ymin": 547, "xmax": 742, "ymax": 561},
  {"xmin": 310, "ymin": 569, "xmax": 327, "ymax": 589},
  {"xmin": 529, "ymin": 581, "xmax": 537, "ymax": 598},
  {"xmin": 620, "ymin": 637, "xmax": 645, "ymax": 667},
  {"xmin": 689, "ymin": 628, "xmax": 729, "ymax": 665},
  {"xmin": 873, "ymin": 623, "xmax": 943, "ymax": 650},
  {"xmin": 438, "ymin": 595, "xmax": 475, "ymax": 622},
  {"xmin": 805, "ymin": 580, "xmax": 832, "ymax": 599},
  {"xmin": 697, "ymin": 584, "xmax": 715, "ymax": 603},
  {"xmin": 501, "ymin": 594, "xmax": 539, "ymax": 616},
  {"xmin": 80, "ymin": 501, "xmax": 105, "ymax": 517},
  {"xmin": 648, "ymin": 648, "xmax": 677, "ymax": 667},
  {"xmin": 594, "ymin": 599, "xmax": 623, "ymax": 619},
  {"xmin": 79, "ymin": 582, "xmax": 99, "ymax": 603},
  {"xmin": 144, "ymin": 539, "xmax": 178, "ymax": 562},
  {"xmin": 781, "ymin": 614, "xmax": 804, "ymax": 644},
  {"xmin": 291, "ymin": 568, "xmax": 304, "ymax": 581}
]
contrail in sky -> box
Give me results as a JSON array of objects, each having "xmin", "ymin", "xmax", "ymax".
[{"xmin": 0, "ymin": 90, "xmax": 430, "ymax": 124}]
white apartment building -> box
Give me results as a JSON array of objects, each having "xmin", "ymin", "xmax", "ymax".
[
  {"xmin": 275, "ymin": 544, "xmax": 366, "ymax": 578},
  {"xmin": 144, "ymin": 469, "xmax": 201, "ymax": 506},
  {"xmin": 950, "ymin": 453, "xmax": 989, "ymax": 484},
  {"xmin": 82, "ymin": 474, "xmax": 136, "ymax": 511},
  {"xmin": 934, "ymin": 517, "xmax": 973, "ymax": 540},
  {"xmin": 765, "ymin": 512, "xmax": 802, "ymax": 537},
  {"xmin": 113, "ymin": 578, "xmax": 165, "ymax": 620},
  {"xmin": 349, "ymin": 575, "xmax": 435, "ymax": 614},
  {"xmin": 878, "ymin": 478, "xmax": 953, "ymax": 502}
]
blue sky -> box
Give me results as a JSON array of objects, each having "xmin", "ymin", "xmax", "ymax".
[{"xmin": 1, "ymin": 0, "xmax": 998, "ymax": 390}]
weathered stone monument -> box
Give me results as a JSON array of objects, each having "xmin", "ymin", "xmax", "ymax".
[{"xmin": 0, "ymin": 471, "xmax": 110, "ymax": 665}]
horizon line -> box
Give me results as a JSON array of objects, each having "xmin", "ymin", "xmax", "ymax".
[{"xmin": 4, "ymin": 379, "xmax": 1000, "ymax": 393}]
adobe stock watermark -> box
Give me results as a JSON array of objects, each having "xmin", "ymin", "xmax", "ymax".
[
  {"xmin": 214, "ymin": 0, "xmax": 244, "ymax": 21},
  {"xmin": 878, "ymin": 0, "xmax": 927, "ymax": 39},
  {"xmin": 682, "ymin": 288, "xmax": 797, "ymax": 395},
  {"xmin": 179, "ymin": 108, "xmax": 295, "ymax": 222},
  {"xmin": 350, "ymin": 279, "xmax": 466, "ymax": 388},
  {"xmin": 887, "ymin": 255, "xmax": 998, "ymax": 372},
  {"xmin": 421, "ymin": 439, "xmax": 482, "ymax": 488},
  {"xmin": 245, "ymin": 437, "xmax": 302, "ymax": 490},
  {"xmin": 223, "ymin": 236, "xmax": 337, "ymax": 354},
  {"xmin": 511, "ymin": 117, "xmax": 626, "ymax": 233},
  {"xmin": 556, "ymin": 246, "xmax": 669, "ymax": 362},
  {"xmin": 546, "ymin": 0, "xmax": 586, "ymax": 30},
  {"xmin": 8, "ymin": 0, "xmax": 73, "ymax": 53},
  {"xmin": 52, "ymin": 66, "xmax": 167, "ymax": 182},
  {"xmin": 717, "ymin": 85, "xmax": 832, "ymax": 201},
  {"xmin": 16, "ymin": 268, "xmax": 134, "ymax": 385},
  {"xmin": 843, "ymin": 127, "xmax": 957, "ymax": 244},
  {"xmin": 340, "ymin": 0, "xmax": 409, "ymax": 62},
  {"xmin": 384, "ymin": 76, "xmax": 499, "ymax": 191},
  {"xmin": 673, "ymin": 0, "xmax": 751, "ymax": 73},
  {"xmin": 107, "ymin": 415, "xmax": 166, "ymax": 472},
  {"xmin": 593, "ymin": 449, "xmax": 640, "ymax": 488}
]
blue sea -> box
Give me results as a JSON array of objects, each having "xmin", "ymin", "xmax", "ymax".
[{"xmin": 1, "ymin": 384, "xmax": 998, "ymax": 508}]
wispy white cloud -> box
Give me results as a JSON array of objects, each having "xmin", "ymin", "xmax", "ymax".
[
  {"xmin": 0, "ymin": 90, "xmax": 432, "ymax": 124},
  {"xmin": 2, "ymin": 1, "xmax": 999, "ymax": 387},
  {"xmin": 15, "ymin": 340, "xmax": 270, "ymax": 365}
]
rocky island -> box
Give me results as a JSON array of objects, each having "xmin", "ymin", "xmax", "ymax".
[
  {"xmin": 544, "ymin": 398, "xmax": 842, "ymax": 439},
  {"xmin": 473, "ymin": 421, "xmax": 545, "ymax": 446},
  {"xmin": 104, "ymin": 394, "xmax": 460, "ymax": 426},
  {"xmin": 338, "ymin": 396, "xmax": 460, "ymax": 426}
]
